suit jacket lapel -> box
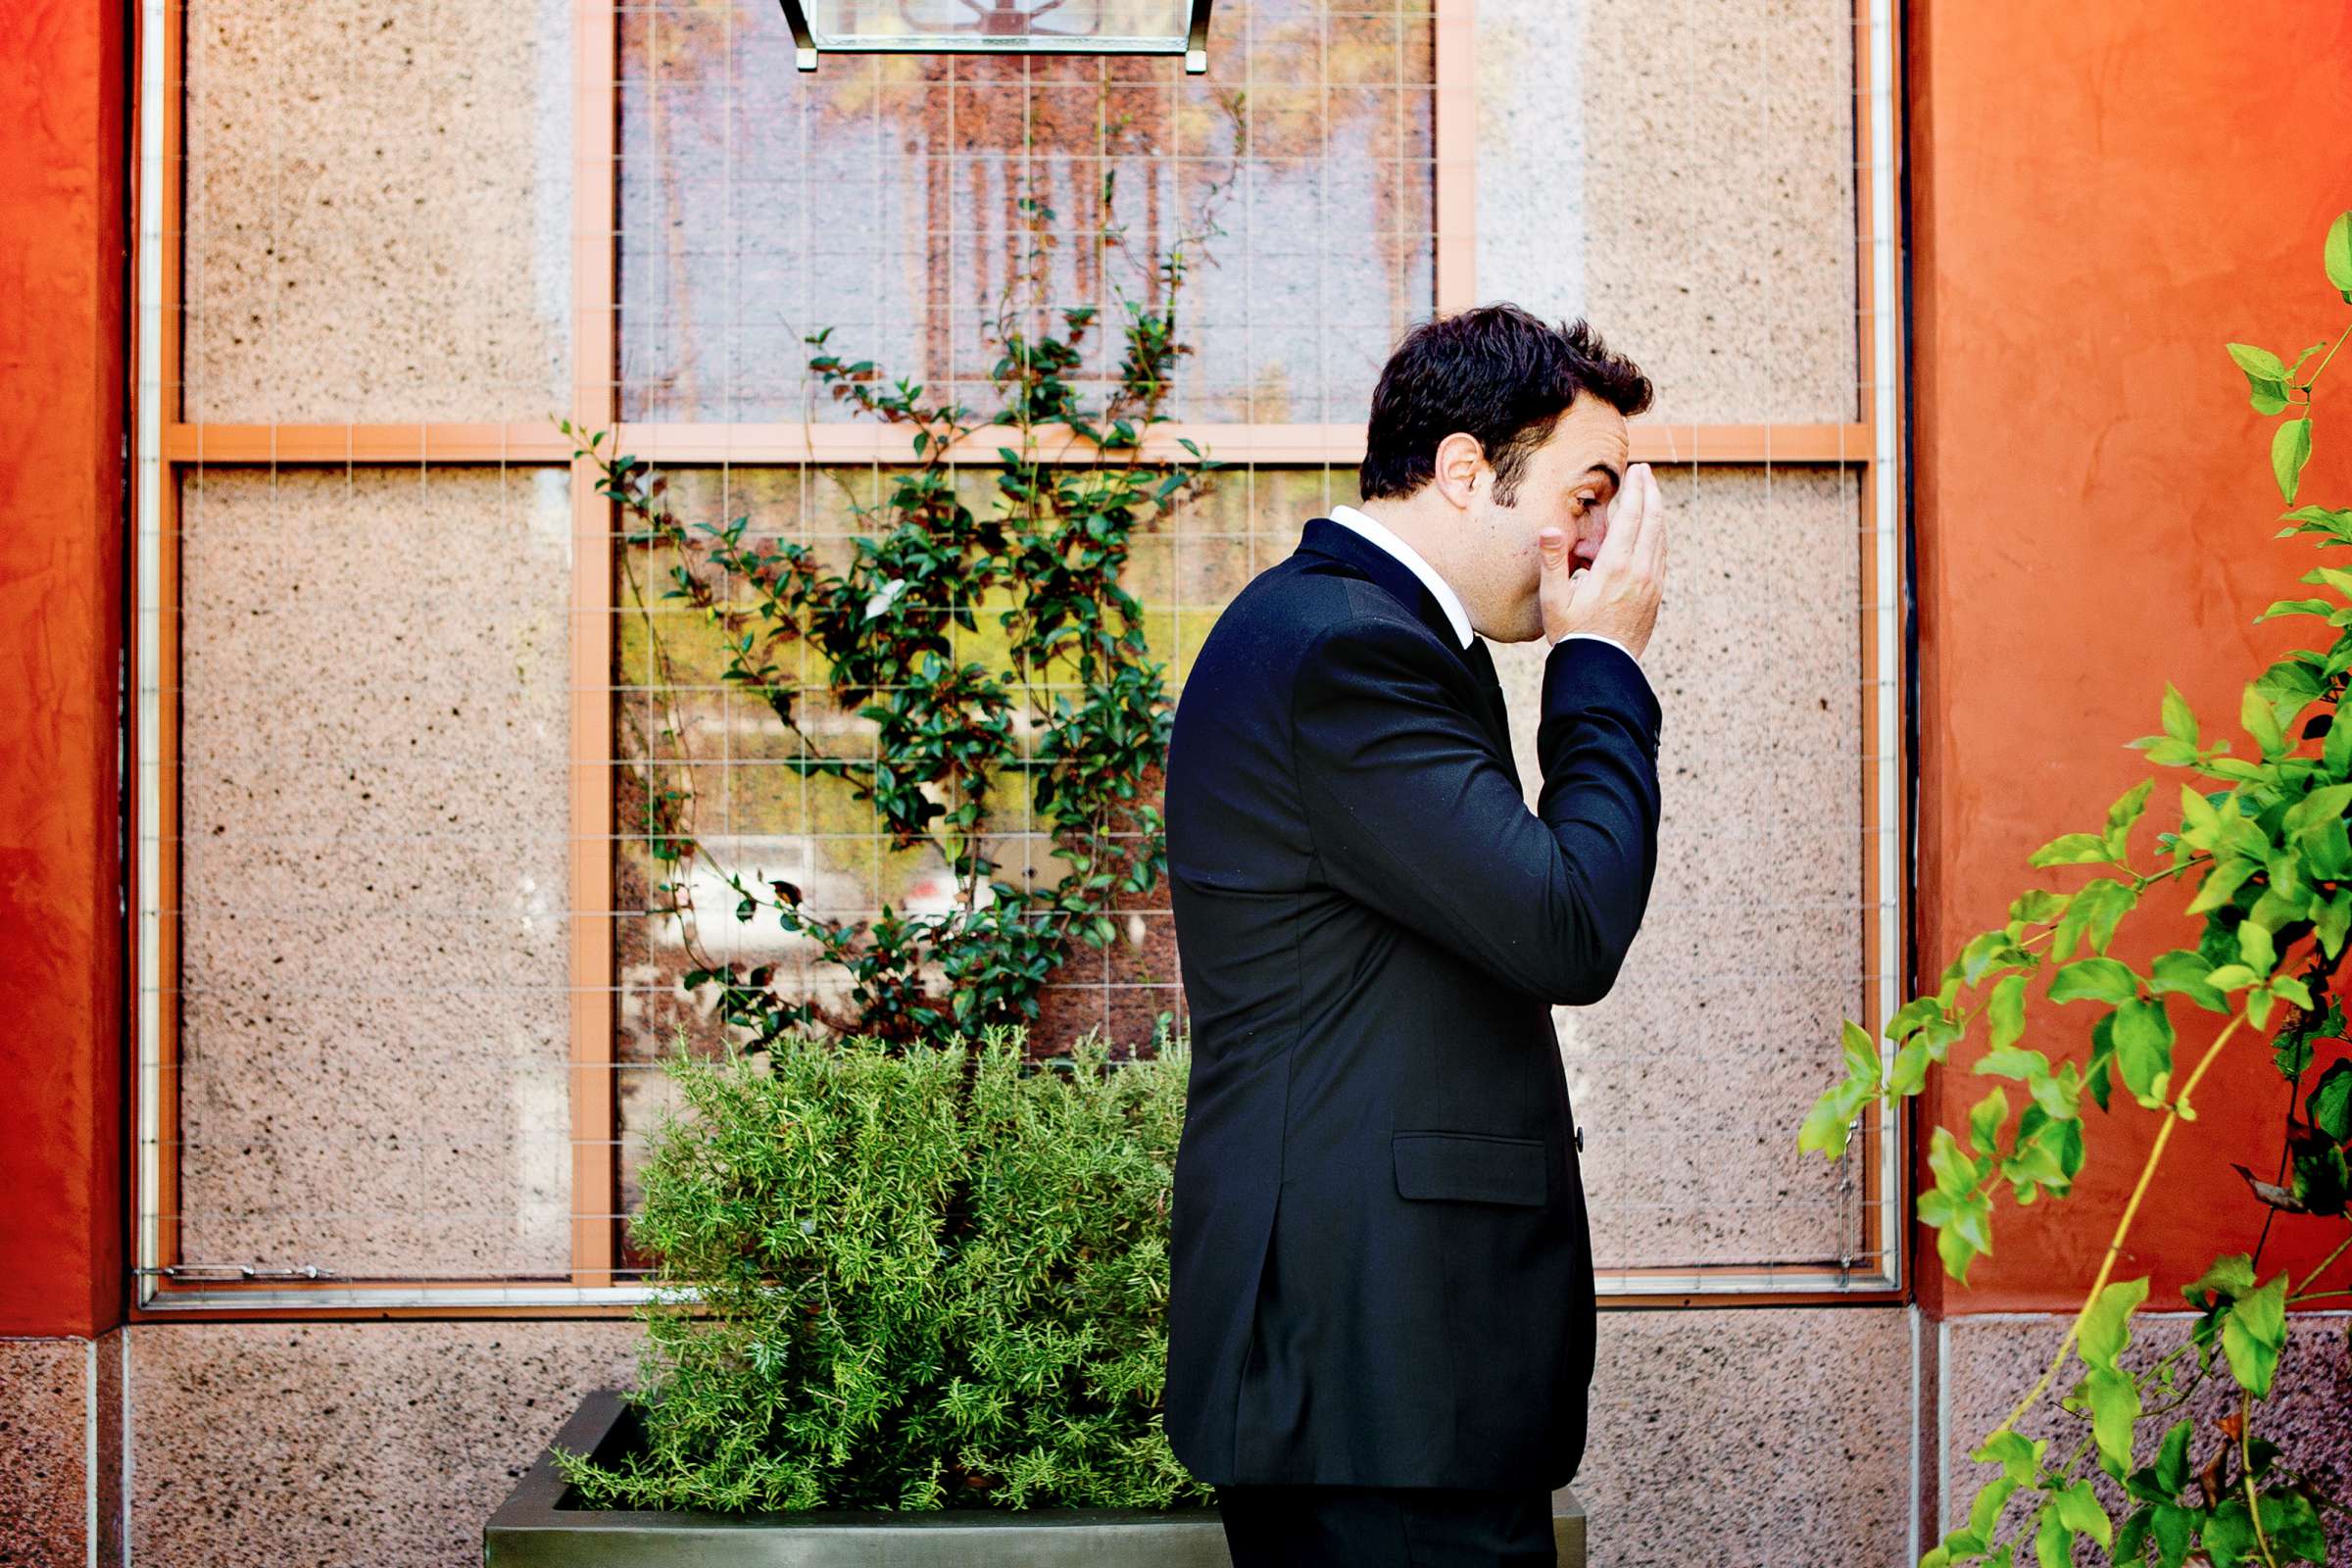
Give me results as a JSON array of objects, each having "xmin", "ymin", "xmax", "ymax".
[{"xmin": 1293, "ymin": 515, "xmax": 1517, "ymax": 772}]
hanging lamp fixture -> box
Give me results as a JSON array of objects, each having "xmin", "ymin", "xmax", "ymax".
[{"xmin": 775, "ymin": 0, "xmax": 1213, "ymax": 74}]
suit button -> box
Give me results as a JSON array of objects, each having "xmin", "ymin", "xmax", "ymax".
[{"xmin": 1574, "ymin": 1125, "xmax": 1585, "ymax": 1152}]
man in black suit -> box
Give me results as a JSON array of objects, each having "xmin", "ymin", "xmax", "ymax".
[{"xmin": 1160, "ymin": 303, "xmax": 1667, "ymax": 1566}]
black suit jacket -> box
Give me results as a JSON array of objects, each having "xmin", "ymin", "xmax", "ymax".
[{"xmin": 1160, "ymin": 514, "xmax": 1664, "ymax": 1492}]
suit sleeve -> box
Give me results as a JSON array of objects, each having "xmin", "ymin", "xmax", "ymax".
[{"xmin": 1289, "ymin": 616, "xmax": 1664, "ymax": 1005}]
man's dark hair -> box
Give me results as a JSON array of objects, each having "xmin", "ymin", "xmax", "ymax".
[{"xmin": 1357, "ymin": 303, "xmax": 1652, "ymax": 507}]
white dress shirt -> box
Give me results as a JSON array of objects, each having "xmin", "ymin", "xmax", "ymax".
[{"xmin": 1326, "ymin": 504, "xmax": 1650, "ymax": 690}]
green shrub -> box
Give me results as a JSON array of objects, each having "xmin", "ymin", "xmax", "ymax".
[{"xmin": 556, "ymin": 1020, "xmax": 1214, "ymax": 1514}]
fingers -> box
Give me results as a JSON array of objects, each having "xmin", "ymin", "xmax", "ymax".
[
  {"xmin": 1592, "ymin": 461, "xmax": 1650, "ymax": 576},
  {"xmin": 1633, "ymin": 464, "xmax": 1665, "ymax": 582}
]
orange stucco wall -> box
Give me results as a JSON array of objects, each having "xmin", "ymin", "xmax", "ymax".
[
  {"xmin": 0, "ymin": 0, "xmax": 129, "ymax": 1337},
  {"xmin": 1910, "ymin": 2, "xmax": 2352, "ymax": 1314}
]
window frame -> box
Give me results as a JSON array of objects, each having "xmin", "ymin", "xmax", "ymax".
[{"xmin": 127, "ymin": 0, "xmax": 1909, "ymax": 1316}]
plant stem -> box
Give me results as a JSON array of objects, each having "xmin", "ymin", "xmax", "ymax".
[
  {"xmin": 2241, "ymin": 1388, "xmax": 2281, "ymax": 1568},
  {"xmin": 1988, "ymin": 1001, "xmax": 2254, "ymax": 1439},
  {"xmin": 2293, "ymin": 1230, "xmax": 2352, "ymax": 1297}
]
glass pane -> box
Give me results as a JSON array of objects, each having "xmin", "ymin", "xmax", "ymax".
[
  {"xmin": 618, "ymin": 0, "xmax": 1437, "ymax": 422},
  {"xmin": 172, "ymin": 465, "xmax": 576, "ymax": 1279}
]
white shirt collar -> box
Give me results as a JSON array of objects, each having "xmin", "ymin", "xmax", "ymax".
[{"xmin": 1327, "ymin": 504, "xmax": 1474, "ymax": 649}]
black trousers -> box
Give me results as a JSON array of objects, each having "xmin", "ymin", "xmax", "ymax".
[{"xmin": 1215, "ymin": 1480, "xmax": 1557, "ymax": 1567}]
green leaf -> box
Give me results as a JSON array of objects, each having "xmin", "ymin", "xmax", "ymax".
[
  {"xmin": 2055, "ymin": 877, "xmax": 2139, "ymax": 959},
  {"xmin": 2080, "ymin": 1274, "xmax": 2150, "ymax": 1370},
  {"xmin": 2149, "ymin": 950, "xmax": 2229, "ymax": 1013},
  {"xmin": 1928, "ymin": 1123, "xmax": 1982, "ymax": 1198},
  {"xmin": 1968, "ymin": 1088, "xmax": 2010, "ymax": 1157},
  {"xmin": 2204, "ymin": 1496, "xmax": 2256, "ymax": 1568},
  {"xmin": 2029, "ymin": 831, "xmax": 2112, "ymax": 867},
  {"xmin": 2327, "ymin": 210, "xmax": 2352, "ymax": 300},
  {"xmin": 2160, "ymin": 682, "xmax": 2198, "ymax": 746},
  {"xmin": 2084, "ymin": 1365, "xmax": 2141, "ymax": 1479},
  {"xmin": 2258, "ymin": 1490, "xmax": 2328, "ymax": 1562},
  {"xmin": 1973, "ymin": 1429, "xmax": 2047, "ymax": 1487},
  {"xmin": 2242, "ymin": 683, "xmax": 2287, "ymax": 759},
  {"xmin": 2228, "ymin": 342, "xmax": 2288, "ymax": 381},
  {"xmin": 1968, "ymin": 1476, "xmax": 2020, "ymax": 1544},
  {"xmin": 2054, "ymin": 1477, "xmax": 2114, "ymax": 1549},
  {"xmin": 2049, "ymin": 957, "xmax": 2139, "ymax": 1004},
  {"xmin": 1988, "ymin": 972, "xmax": 2029, "ymax": 1050},
  {"xmin": 2034, "ymin": 1501, "xmax": 2072, "ymax": 1568},
  {"xmin": 2311, "ymin": 1059, "xmax": 2352, "ymax": 1142},
  {"xmin": 2185, "ymin": 1251, "xmax": 2257, "ymax": 1306},
  {"xmin": 2103, "ymin": 777, "xmax": 2155, "ymax": 856},
  {"xmin": 2153, "ymin": 1418, "xmax": 2192, "ymax": 1494},
  {"xmin": 2186, "ymin": 856, "xmax": 2256, "ymax": 915},
  {"xmin": 2237, "ymin": 917, "xmax": 2278, "ymax": 978},
  {"xmin": 2113, "ymin": 997, "xmax": 2177, "ymax": 1108},
  {"xmin": 2149, "ymin": 1502, "xmax": 2194, "ymax": 1568},
  {"xmin": 2219, "ymin": 1271, "xmax": 2288, "ymax": 1396},
  {"xmin": 2273, "ymin": 416, "xmax": 2313, "ymax": 505}
]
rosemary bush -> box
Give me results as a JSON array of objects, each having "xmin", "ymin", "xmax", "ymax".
[
  {"xmin": 1803, "ymin": 214, "xmax": 2352, "ymax": 1568},
  {"xmin": 556, "ymin": 1020, "xmax": 1211, "ymax": 1513}
]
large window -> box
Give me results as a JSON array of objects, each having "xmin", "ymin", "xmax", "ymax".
[{"xmin": 133, "ymin": 0, "xmax": 1906, "ymax": 1310}]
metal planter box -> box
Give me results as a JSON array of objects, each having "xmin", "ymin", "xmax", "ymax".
[{"xmin": 486, "ymin": 1390, "xmax": 1590, "ymax": 1567}]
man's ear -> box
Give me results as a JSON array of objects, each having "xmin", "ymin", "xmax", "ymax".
[{"xmin": 1430, "ymin": 431, "xmax": 1487, "ymax": 511}]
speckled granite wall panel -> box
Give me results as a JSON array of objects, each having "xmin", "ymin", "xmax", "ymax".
[
  {"xmin": 175, "ymin": 466, "xmax": 574, "ymax": 1278},
  {"xmin": 126, "ymin": 1322, "xmax": 643, "ymax": 1568},
  {"xmin": 1490, "ymin": 466, "xmax": 1867, "ymax": 1268},
  {"xmin": 0, "ymin": 1339, "xmax": 88, "ymax": 1566},
  {"xmin": 1476, "ymin": 0, "xmax": 1858, "ymax": 425},
  {"xmin": 1577, "ymin": 1305, "xmax": 1915, "ymax": 1565},
  {"xmin": 181, "ymin": 0, "xmax": 574, "ymax": 421}
]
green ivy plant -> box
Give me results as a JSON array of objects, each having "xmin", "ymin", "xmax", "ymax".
[
  {"xmin": 1801, "ymin": 213, "xmax": 2352, "ymax": 1568},
  {"xmin": 556, "ymin": 183, "xmax": 1225, "ymax": 1051}
]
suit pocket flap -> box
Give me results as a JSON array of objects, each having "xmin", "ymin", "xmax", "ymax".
[{"xmin": 1392, "ymin": 1131, "xmax": 1548, "ymax": 1206}]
